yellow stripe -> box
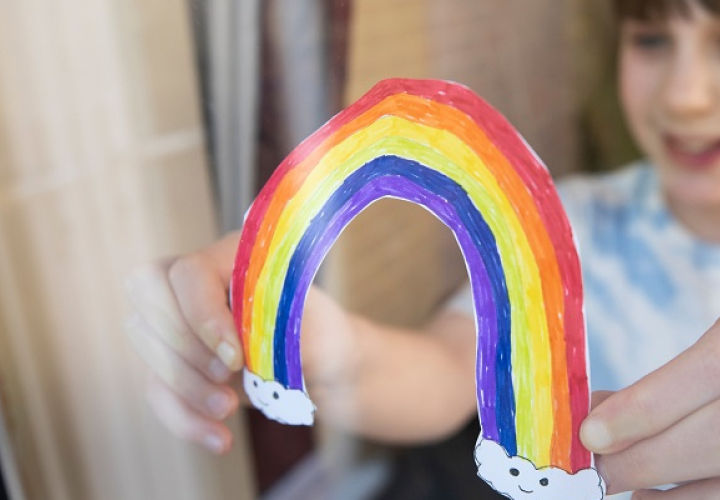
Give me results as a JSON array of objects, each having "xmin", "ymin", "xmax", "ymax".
[{"xmin": 252, "ymin": 117, "xmax": 552, "ymax": 462}]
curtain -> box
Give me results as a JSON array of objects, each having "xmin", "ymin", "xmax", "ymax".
[
  {"xmin": 0, "ymin": 0, "xmax": 255, "ymax": 498},
  {"xmin": 188, "ymin": 0, "xmax": 262, "ymax": 232}
]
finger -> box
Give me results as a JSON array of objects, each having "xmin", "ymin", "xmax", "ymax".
[
  {"xmin": 127, "ymin": 318, "xmax": 239, "ymax": 420},
  {"xmin": 126, "ymin": 312, "xmax": 231, "ymax": 383},
  {"xmin": 168, "ymin": 253, "xmax": 243, "ymax": 371},
  {"xmin": 146, "ymin": 373, "xmax": 234, "ymax": 454},
  {"xmin": 591, "ymin": 390, "xmax": 614, "ymax": 410},
  {"xmin": 581, "ymin": 322, "xmax": 720, "ymax": 453},
  {"xmin": 632, "ymin": 477, "xmax": 720, "ymax": 500},
  {"xmin": 125, "ymin": 262, "xmax": 226, "ymax": 377},
  {"xmin": 599, "ymin": 397, "xmax": 720, "ymax": 494}
]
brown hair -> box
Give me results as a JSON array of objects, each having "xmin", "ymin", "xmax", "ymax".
[{"xmin": 614, "ymin": 0, "xmax": 720, "ymax": 20}]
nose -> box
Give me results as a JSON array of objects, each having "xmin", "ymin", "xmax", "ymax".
[{"xmin": 661, "ymin": 44, "xmax": 717, "ymax": 119}]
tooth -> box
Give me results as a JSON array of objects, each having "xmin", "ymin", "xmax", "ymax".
[{"xmin": 677, "ymin": 141, "xmax": 715, "ymax": 154}]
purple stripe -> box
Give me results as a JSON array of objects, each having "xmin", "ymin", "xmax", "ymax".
[{"xmin": 284, "ymin": 173, "xmax": 499, "ymax": 440}]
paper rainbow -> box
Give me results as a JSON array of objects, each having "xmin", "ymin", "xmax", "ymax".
[{"xmin": 232, "ymin": 79, "xmax": 595, "ymax": 478}]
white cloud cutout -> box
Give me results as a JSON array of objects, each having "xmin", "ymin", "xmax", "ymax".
[
  {"xmin": 474, "ymin": 438, "xmax": 604, "ymax": 500},
  {"xmin": 243, "ymin": 369, "xmax": 316, "ymax": 425}
]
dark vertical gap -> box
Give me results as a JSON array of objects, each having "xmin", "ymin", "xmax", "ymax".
[
  {"xmin": 256, "ymin": 0, "xmax": 352, "ymax": 190},
  {"xmin": 185, "ymin": 0, "xmax": 354, "ymax": 493},
  {"xmin": 184, "ymin": 0, "xmax": 216, "ymax": 183},
  {"xmin": 247, "ymin": 0, "xmax": 353, "ymax": 494},
  {"xmin": 246, "ymin": 2, "xmax": 312, "ymax": 493},
  {"xmin": 255, "ymin": 1, "xmax": 288, "ymax": 192},
  {"xmin": 246, "ymin": 409, "xmax": 315, "ymax": 494},
  {"xmin": 326, "ymin": 0, "xmax": 352, "ymax": 112},
  {"xmin": 0, "ymin": 459, "xmax": 9, "ymax": 500}
]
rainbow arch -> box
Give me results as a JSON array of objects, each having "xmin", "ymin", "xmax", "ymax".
[{"xmin": 232, "ymin": 79, "xmax": 591, "ymax": 474}]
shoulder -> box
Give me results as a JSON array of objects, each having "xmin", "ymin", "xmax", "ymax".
[
  {"xmin": 556, "ymin": 160, "xmax": 651, "ymax": 215},
  {"xmin": 555, "ymin": 160, "xmax": 654, "ymax": 245}
]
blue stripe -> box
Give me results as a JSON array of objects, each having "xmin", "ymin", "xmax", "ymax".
[{"xmin": 274, "ymin": 156, "xmax": 516, "ymax": 453}]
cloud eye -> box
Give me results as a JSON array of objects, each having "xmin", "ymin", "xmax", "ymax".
[
  {"xmin": 273, "ymin": 391, "xmax": 279, "ymax": 400},
  {"xmin": 539, "ymin": 478, "xmax": 549, "ymax": 487},
  {"xmin": 253, "ymin": 381, "xmax": 258, "ymax": 388},
  {"xmin": 509, "ymin": 468, "xmax": 520, "ymax": 477}
]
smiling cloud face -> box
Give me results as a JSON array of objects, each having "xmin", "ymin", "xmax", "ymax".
[
  {"xmin": 474, "ymin": 439, "xmax": 604, "ymax": 500},
  {"xmin": 243, "ymin": 369, "xmax": 316, "ymax": 425}
]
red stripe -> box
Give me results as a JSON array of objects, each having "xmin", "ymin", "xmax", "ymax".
[{"xmin": 231, "ymin": 79, "xmax": 590, "ymax": 470}]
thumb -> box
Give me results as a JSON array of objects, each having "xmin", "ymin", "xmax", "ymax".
[
  {"xmin": 590, "ymin": 390, "xmax": 615, "ymax": 410},
  {"xmin": 168, "ymin": 250, "xmax": 243, "ymax": 371},
  {"xmin": 579, "ymin": 321, "xmax": 720, "ymax": 455}
]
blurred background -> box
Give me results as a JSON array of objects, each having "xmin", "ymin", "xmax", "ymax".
[{"xmin": 0, "ymin": 0, "xmax": 637, "ymax": 499}]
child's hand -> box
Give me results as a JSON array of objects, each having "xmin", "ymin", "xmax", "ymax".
[
  {"xmin": 124, "ymin": 232, "xmax": 245, "ymax": 454},
  {"xmin": 123, "ymin": 232, "xmax": 362, "ymax": 453},
  {"xmin": 580, "ymin": 321, "xmax": 720, "ymax": 498}
]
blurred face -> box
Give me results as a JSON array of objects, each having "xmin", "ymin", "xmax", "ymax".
[{"xmin": 619, "ymin": 0, "xmax": 720, "ymax": 212}]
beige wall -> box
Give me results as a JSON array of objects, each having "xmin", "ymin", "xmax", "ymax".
[{"xmin": 0, "ymin": 1, "xmax": 255, "ymax": 499}]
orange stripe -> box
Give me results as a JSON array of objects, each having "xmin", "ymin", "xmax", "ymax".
[
  {"xmin": 245, "ymin": 94, "xmax": 572, "ymax": 464},
  {"xmin": 396, "ymin": 97, "xmax": 572, "ymax": 467}
]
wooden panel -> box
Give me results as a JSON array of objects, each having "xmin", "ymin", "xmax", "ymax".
[
  {"xmin": 345, "ymin": 0, "xmax": 430, "ymax": 103},
  {"xmin": 329, "ymin": 0, "xmax": 583, "ymax": 327},
  {"xmin": 425, "ymin": 0, "xmax": 577, "ymax": 176},
  {"xmin": 0, "ymin": 0, "xmax": 255, "ymax": 499},
  {"xmin": 327, "ymin": 199, "xmax": 466, "ymax": 327}
]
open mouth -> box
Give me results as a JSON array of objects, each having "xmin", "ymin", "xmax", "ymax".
[{"xmin": 664, "ymin": 135, "xmax": 720, "ymax": 170}]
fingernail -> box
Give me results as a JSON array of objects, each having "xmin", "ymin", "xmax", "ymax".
[
  {"xmin": 581, "ymin": 417, "xmax": 614, "ymax": 452},
  {"xmin": 197, "ymin": 324, "xmax": 221, "ymax": 350},
  {"xmin": 208, "ymin": 358, "xmax": 230, "ymax": 382},
  {"xmin": 207, "ymin": 392, "xmax": 231, "ymax": 417},
  {"xmin": 203, "ymin": 434, "xmax": 225, "ymax": 454},
  {"xmin": 217, "ymin": 341, "xmax": 238, "ymax": 370}
]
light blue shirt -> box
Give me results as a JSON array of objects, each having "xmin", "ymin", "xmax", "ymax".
[{"xmin": 558, "ymin": 161, "xmax": 720, "ymax": 392}]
